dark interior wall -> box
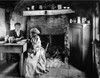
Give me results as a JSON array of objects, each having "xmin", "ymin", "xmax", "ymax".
[
  {"xmin": 68, "ymin": 5, "xmax": 92, "ymax": 23},
  {"xmin": 66, "ymin": 1, "xmax": 96, "ymax": 25}
]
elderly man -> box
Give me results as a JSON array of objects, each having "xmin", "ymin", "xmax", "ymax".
[
  {"xmin": 5, "ymin": 22, "xmax": 25, "ymax": 63},
  {"xmin": 8, "ymin": 22, "xmax": 24, "ymax": 43}
]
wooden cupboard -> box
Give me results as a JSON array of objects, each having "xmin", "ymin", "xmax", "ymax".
[{"xmin": 69, "ymin": 23, "xmax": 92, "ymax": 71}]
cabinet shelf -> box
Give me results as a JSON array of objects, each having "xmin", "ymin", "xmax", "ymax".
[{"xmin": 23, "ymin": 9, "xmax": 75, "ymax": 16}]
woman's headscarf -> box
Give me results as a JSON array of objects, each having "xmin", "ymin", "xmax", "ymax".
[{"xmin": 30, "ymin": 28, "xmax": 40, "ymax": 34}]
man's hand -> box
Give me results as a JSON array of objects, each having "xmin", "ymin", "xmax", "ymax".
[
  {"xmin": 8, "ymin": 37, "xmax": 15, "ymax": 43},
  {"xmin": 16, "ymin": 36, "xmax": 24, "ymax": 41}
]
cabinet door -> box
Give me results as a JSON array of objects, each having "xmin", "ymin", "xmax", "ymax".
[{"xmin": 69, "ymin": 26, "xmax": 83, "ymax": 70}]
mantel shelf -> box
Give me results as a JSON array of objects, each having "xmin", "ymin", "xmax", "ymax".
[{"xmin": 23, "ymin": 9, "xmax": 75, "ymax": 16}]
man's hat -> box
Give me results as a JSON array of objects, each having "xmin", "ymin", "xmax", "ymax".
[{"xmin": 30, "ymin": 28, "xmax": 40, "ymax": 34}]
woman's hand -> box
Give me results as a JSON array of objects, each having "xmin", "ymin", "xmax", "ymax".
[
  {"xmin": 32, "ymin": 50, "xmax": 37, "ymax": 55},
  {"xmin": 16, "ymin": 38, "xmax": 21, "ymax": 41}
]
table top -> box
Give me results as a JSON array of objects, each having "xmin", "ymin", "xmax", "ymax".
[
  {"xmin": 0, "ymin": 39, "xmax": 27, "ymax": 53},
  {"xmin": 0, "ymin": 39, "xmax": 27, "ymax": 46}
]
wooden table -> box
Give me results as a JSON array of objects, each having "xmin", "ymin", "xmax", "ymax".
[{"xmin": 0, "ymin": 40, "xmax": 27, "ymax": 76}]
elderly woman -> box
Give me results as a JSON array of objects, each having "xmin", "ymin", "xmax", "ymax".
[{"xmin": 24, "ymin": 28, "xmax": 48, "ymax": 78}]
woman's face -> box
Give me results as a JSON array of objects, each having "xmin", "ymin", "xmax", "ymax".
[{"xmin": 30, "ymin": 32, "xmax": 37, "ymax": 38}]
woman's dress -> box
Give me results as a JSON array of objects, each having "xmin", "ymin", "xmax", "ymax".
[{"xmin": 24, "ymin": 35, "xmax": 46, "ymax": 78}]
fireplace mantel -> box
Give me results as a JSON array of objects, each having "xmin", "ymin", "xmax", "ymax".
[{"xmin": 23, "ymin": 9, "xmax": 75, "ymax": 16}]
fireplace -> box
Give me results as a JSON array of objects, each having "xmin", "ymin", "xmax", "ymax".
[
  {"xmin": 26, "ymin": 15, "xmax": 69, "ymax": 62},
  {"xmin": 51, "ymin": 35, "xmax": 65, "ymax": 48},
  {"xmin": 39, "ymin": 33, "xmax": 69, "ymax": 62},
  {"xmin": 39, "ymin": 34, "xmax": 64, "ymax": 52},
  {"xmin": 40, "ymin": 34, "xmax": 65, "ymax": 49}
]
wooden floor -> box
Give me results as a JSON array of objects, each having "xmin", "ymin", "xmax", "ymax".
[
  {"xmin": 40, "ymin": 63, "xmax": 86, "ymax": 78},
  {"xmin": 0, "ymin": 61, "xmax": 86, "ymax": 78}
]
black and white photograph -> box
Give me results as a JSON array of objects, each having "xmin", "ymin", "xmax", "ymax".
[{"xmin": 0, "ymin": 0, "xmax": 99, "ymax": 78}]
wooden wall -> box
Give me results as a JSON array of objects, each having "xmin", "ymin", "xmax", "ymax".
[
  {"xmin": 0, "ymin": 8, "xmax": 6, "ymax": 61},
  {"xmin": 10, "ymin": 12, "xmax": 27, "ymax": 31},
  {"xmin": 0, "ymin": 8, "xmax": 6, "ymax": 38}
]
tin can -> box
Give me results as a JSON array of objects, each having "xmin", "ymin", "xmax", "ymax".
[
  {"xmin": 27, "ymin": 7, "xmax": 30, "ymax": 10},
  {"xmin": 31, "ymin": 5, "xmax": 34, "ymax": 10},
  {"xmin": 82, "ymin": 17, "xmax": 86, "ymax": 23}
]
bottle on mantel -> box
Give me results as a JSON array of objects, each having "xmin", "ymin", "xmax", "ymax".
[
  {"xmin": 43, "ymin": 4, "xmax": 47, "ymax": 10},
  {"xmin": 51, "ymin": 4, "xmax": 56, "ymax": 10}
]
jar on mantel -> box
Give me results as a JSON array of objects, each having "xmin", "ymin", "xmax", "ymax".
[
  {"xmin": 72, "ymin": 18, "xmax": 77, "ymax": 23},
  {"xmin": 51, "ymin": 4, "xmax": 56, "ymax": 10},
  {"xmin": 43, "ymin": 4, "xmax": 47, "ymax": 10},
  {"xmin": 57, "ymin": 4, "xmax": 62, "ymax": 9},
  {"xmin": 39, "ymin": 5, "xmax": 43, "ymax": 10}
]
